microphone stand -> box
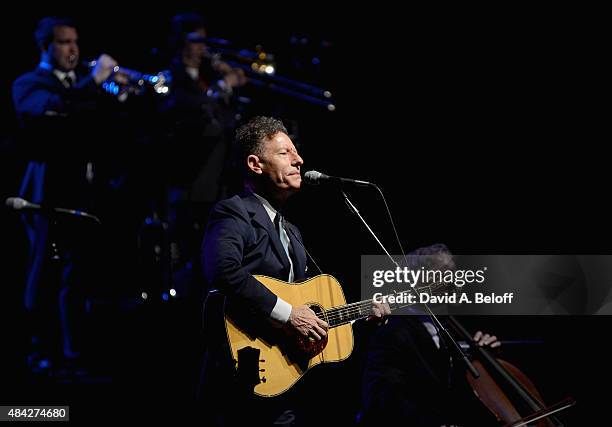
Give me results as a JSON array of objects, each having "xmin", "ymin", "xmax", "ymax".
[
  {"xmin": 44, "ymin": 210, "xmax": 71, "ymax": 362},
  {"xmin": 341, "ymin": 190, "xmax": 480, "ymax": 379},
  {"xmin": 47, "ymin": 213, "xmax": 64, "ymax": 262}
]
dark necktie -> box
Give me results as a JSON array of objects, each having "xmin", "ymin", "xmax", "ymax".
[
  {"xmin": 63, "ymin": 74, "xmax": 74, "ymax": 88},
  {"xmin": 274, "ymin": 212, "xmax": 294, "ymax": 282}
]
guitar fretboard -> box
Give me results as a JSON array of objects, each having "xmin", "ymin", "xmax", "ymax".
[{"xmin": 320, "ymin": 283, "xmax": 447, "ymax": 328}]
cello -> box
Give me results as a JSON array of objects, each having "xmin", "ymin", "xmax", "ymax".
[{"xmin": 448, "ymin": 316, "xmax": 575, "ymax": 427}]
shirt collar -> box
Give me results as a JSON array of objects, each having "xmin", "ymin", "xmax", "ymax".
[
  {"xmin": 40, "ymin": 62, "xmax": 76, "ymax": 85},
  {"xmin": 252, "ymin": 192, "xmax": 277, "ymax": 224}
]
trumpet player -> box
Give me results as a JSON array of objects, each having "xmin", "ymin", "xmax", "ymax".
[
  {"xmin": 13, "ymin": 16, "xmax": 126, "ymax": 122},
  {"xmin": 11, "ymin": 16, "xmax": 129, "ymax": 377}
]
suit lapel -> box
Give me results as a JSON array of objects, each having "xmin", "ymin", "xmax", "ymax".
[
  {"xmin": 242, "ymin": 193, "xmax": 292, "ymax": 275},
  {"xmin": 37, "ymin": 67, "xmax": 65, "ymax": 91}
]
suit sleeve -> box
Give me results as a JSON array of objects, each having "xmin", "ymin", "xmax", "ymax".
[
  {"xmin": 13, "ymin": 74, "xmax": 99, "ymax": 117},
  {"xmin": 202, "ymin": 200, "xmax": 280, "ymax": 317},
  {"xmin": 361, "ymin": 319, "xmax": 447, "ymax": 426}
]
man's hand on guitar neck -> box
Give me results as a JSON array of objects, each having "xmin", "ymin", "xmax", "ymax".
[
  {"xmin": 288, "ymin": 305, "xmax": 329, "ymax": 340},
  {"xmin": 367, "ymin": 301, "xmax": 391, "ymax": 325}
]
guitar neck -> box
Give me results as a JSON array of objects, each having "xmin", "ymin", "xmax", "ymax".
[{"xmin": 324, "ymin": 290, "xmax": 417, "ymax": 328}]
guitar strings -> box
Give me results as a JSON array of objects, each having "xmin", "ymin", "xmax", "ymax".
[
  {"xmin": 319, "ymin": 301, "xmax": 373, "ymax": 325},
  {"xmin": 321, "ymin": 282, "xmax": 446, "ymax": 323},
  {"xmin": 318, "ymin": 282, "xmax": 449, "ymax": 326},
  {"xmin": 315, "ymin": 281, "xmax": 449, "ymax": 326}
]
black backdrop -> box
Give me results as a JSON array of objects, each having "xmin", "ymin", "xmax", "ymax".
[{"xmin": 1, "ymin": 2, "xmax": 609, "ymax": 424}]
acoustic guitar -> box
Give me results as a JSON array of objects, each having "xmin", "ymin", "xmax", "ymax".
[{"xmin": 223, "ymin": 274, "xmax": 448, "ymax": 397}]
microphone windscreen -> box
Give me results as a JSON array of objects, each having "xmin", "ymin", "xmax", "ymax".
[
  {"xmin": 5, "ymin": 197, "xmax": 23, "ymax": 209},
  {"xmin": 304, "ymin": 170, "xmax": 323, "ymax": 185}
]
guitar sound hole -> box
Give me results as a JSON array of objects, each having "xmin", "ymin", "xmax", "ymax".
[
  {"xmin": 309, "ymin": 304, "xmax": 326, "ymax": 322},
  {"xmin": 292, "ymin": 304, "xmax": 327, "ymax": 358}
]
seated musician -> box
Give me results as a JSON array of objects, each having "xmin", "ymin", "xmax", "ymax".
[{"xmin": 360, "ymin": 244, "xmax": 501, "ymax": 427}]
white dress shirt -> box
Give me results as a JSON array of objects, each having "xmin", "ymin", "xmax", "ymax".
[{"xmin": 252, "ymin": 193, "xmax": 294, "ymax": 324}]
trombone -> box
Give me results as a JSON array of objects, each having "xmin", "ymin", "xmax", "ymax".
[{"xmin": 205, "ymin": 40, "xmax": 335, "ymax": 111}]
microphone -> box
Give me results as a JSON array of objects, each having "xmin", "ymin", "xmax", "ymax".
[
  {"xmin": 5, "ymin": 197, "xmax": 101, "ymax": 224},
  {"xmin": 303, "ymin": 170, "xmax": 374, "ymax": 187},
  {"xmin": 6, "ymin": 197, "xmax": 41, "ymax": 210}
]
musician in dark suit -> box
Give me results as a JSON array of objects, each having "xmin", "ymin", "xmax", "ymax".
[
  {"xmin": 158, "ymin": 13, "xmax": 249, "ymax": 280},
  {"xmin": 12, "ymin": 16, "xmax": 122, "ymax": 375},
  {"xmin": 360, "ymin": 316, "xmax": 501, "ymax": 427},
  {"xmin": 13, "ymin": 17, "xmax": 122, "ymax": 155},
  {"xmin": 202, "ymin": 115, "xmax": 328, "ymax": 341},
  {"xmin": 359, "ymin": 246, "xmax": 500, "ymax": 426},
  {"xmin": 199, "ymin": 116, "xmax": 388, "ymax": 425},
  {"xmin": 160, "ymin": 13, "xmax": 246, "ymax": 195}
]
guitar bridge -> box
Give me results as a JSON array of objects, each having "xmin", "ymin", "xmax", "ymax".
[{"xmin": 236, "ymin": 346, "xmax": 262, "ymax": 389}]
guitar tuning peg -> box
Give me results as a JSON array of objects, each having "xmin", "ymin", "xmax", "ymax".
[
  {"xmin": 261, "ymin": 377, "xmax": 267, "ymax": 383},
  {"xmin": 260, "ymin": 359, "xmax": 265, "ymax": 362},
  {"xmin": 260, "ymin": 369, "xmax": 266, "ymax": 372}
]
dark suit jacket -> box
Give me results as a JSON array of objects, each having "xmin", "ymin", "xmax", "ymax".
[
  {"xmin": 12, "ymin": 66, "xmax": 119, "ymax": 206},
  {"xmin": 12, "ymin": 66, "xmax": 107, "ymax": 162},
  {"xmin": 12, "ymin": 66, "xmax": 98, "ymax": 121},
  {"xmin": 361, "ymin": 315, "xmax": 501, "ymax": 426},
  {"xmin": 360, "ymin": 316, "xmax": 459, "ymax": 426},
  {"xmin": 199, "ymin": 192, "xmax": 313, "ymax": 425},
  {"xmin": 202, "ymin": 191, "xmax": 307, "ymax": 317}
]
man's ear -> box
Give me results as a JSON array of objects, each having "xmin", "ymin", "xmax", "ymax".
[{"xmin": 247, "ymin": 154, "xmax": 263, "ymax": 174}]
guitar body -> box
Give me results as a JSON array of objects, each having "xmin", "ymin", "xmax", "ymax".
[{"xmin": 224, "ymin": 274, "xmax": 354, "ymax": 397}]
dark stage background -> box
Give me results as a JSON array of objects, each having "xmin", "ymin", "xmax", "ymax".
[{"xmin": 0, "ymin": 3, "xmax": 609, "ymax": 424}]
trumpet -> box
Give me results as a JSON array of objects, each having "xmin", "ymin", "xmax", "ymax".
[
  {"xmin": 86, "ymin": 60, "xmax": 172, "ymax": 97},
  {"xmin": 204, "ymin": 40, "xmax": 335, "ymax": 111}
]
